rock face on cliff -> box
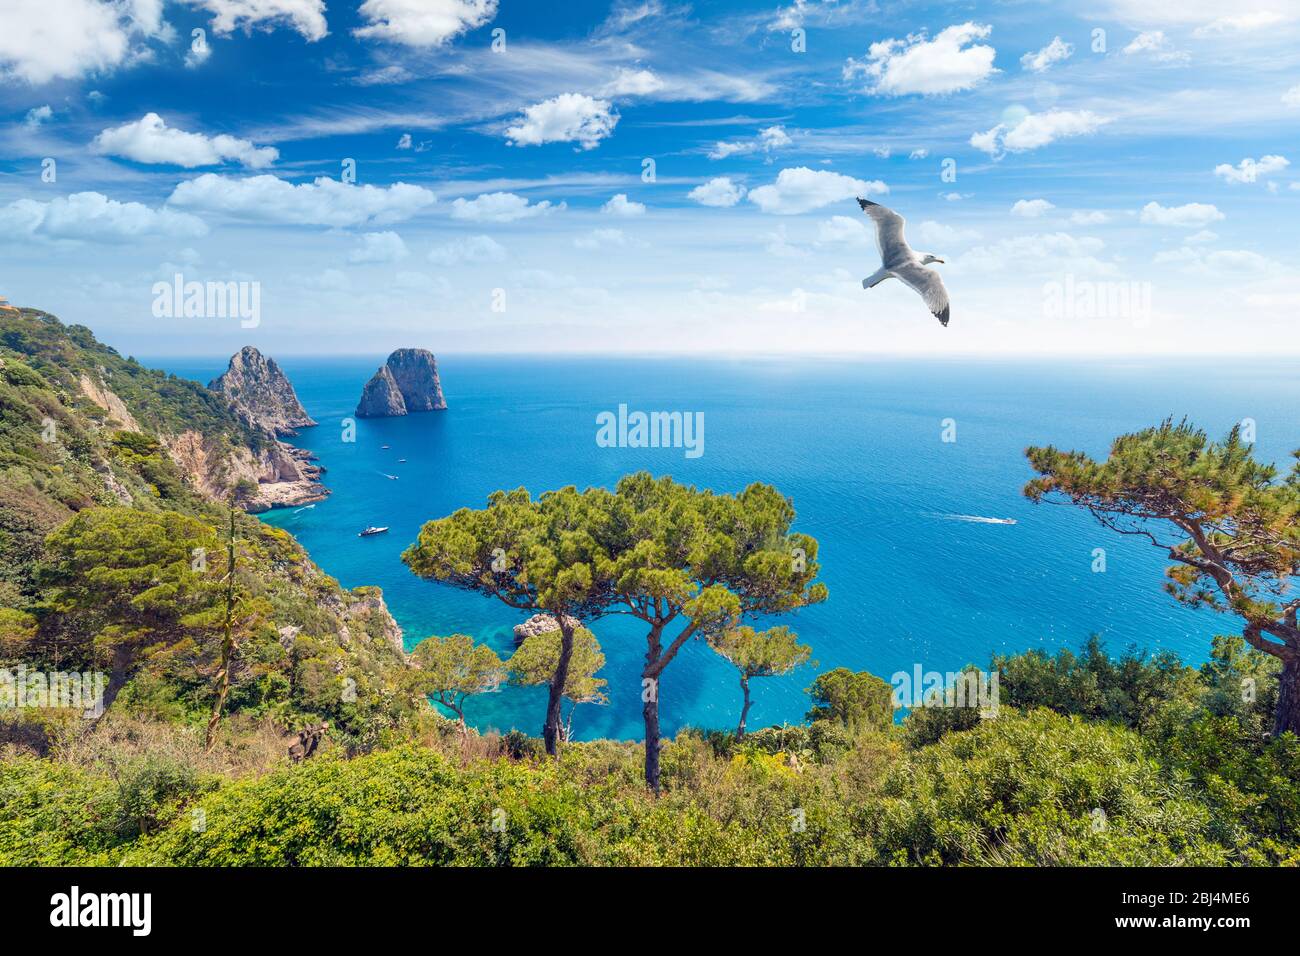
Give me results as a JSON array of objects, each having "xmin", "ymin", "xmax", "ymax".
[
  {"xmin": 356, "ymin": 348, "xmax": 447, "ymax": 417},
  {"xmin": 209, "ymin": 346, "xmax": 316, "ymax": 437},
  {"xmin": 160, "ymin": 429, "xmax": 328, "ymax": 513}
]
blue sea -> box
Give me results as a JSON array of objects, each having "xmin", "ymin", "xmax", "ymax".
[{"xmin": 150, "ymin": 355, "xmax": 1300, "ymax": 741}]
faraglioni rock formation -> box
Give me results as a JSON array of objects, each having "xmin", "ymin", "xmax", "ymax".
[
  {"xmin": 356, "ymin": 348, "xmax": 447, "ymax": 418},
  {"xmin": 192, "ymin": 345, "xmax": 327, "ymax": 511},
  {"xmin": 209, "ymin": 346, "xmax": 316, "ymax": 437}
]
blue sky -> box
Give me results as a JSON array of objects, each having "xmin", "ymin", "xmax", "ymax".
[{"xmin": 1, "ymin": 0, "xmax": 1298, "ymax": 356}]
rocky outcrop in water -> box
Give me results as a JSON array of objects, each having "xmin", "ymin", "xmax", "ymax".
[
  {"xmin": 356, "ymin": 349, "xmax": 446, "ymax": 417},
  {"xmin": 513, "ymin": 613, "xmax": 582, "ymax": 644},
  {"xmin": 355, "ymin": 365, "xmax": 407, "ymax": 418},
  {"xmin": 210, "ymin": 346, "xmax": 316, "ymax": 437}
]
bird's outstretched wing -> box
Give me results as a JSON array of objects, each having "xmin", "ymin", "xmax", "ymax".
[
  {"xmin": 857, "ymin": 198, "xmax": 908, "ymax": 265},
  {"xmin": 892, "ymin": 262, "xmax": 951, "ymax": 327}
]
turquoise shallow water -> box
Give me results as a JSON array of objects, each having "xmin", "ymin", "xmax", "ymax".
[{"xmin": 151, "ymin": 355, "xmax": 1300, "ymax": 741}]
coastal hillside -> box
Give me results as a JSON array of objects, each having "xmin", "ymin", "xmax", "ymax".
[
  {"xmin": 0, "ymin": 308, "xmax": 1296, "ymax": 869},
  {"xmin": 0, "ymin": 309, "xmax": 325, "ymax": 516},
  {"xmin": 0, "ymin": 308, "xmax": 410, "ymax": 751}
]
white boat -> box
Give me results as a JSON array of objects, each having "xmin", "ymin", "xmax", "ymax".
[{"xmin": 358, "ymin": 526, "xmax": 389, "ymax": 537}]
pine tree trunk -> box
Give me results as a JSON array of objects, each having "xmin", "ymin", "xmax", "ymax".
[
  {"xmin": 1274, "ymin": 655, "xmax": 1300, "ymax": 738},
  {"xmin": 543, "ymin": 616, "xmax": 575, "ymax": 757},
  {"xmin": 205, "ymin": 507, "xmax": 237, "ymax": 753},
  {"xmin": 643, "ymin": 625, "xmax": 664, "ymax": 794},
  {"xmin": 737, "ymin": 675, "xmax": 752, "ymax": 740},
  {"xmin": 98, "ymin": 645, "xmax": 132, "ymax": 718}
]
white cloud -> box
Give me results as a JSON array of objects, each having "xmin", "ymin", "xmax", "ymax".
[
  {"xmin": 92, "ymin": 113, "xmax": 279, "ymax": 169},
  {"xmin": 747, "ymin": 167, "xmax": 886, "ymax": 215},
  {"xmin": 1139, "ymin": 201, "xmax": 1225, "ymax": 228},
  {"xmin": 1070, "ymin": 211, "xmax": 1111, "ymax": 225},
  {"xmin": 0, "ymin": 0, "xmax": 146, "ymax": 84},
  {"xmin": 427, "ymin": 234, "xmax": 506, "ymax": 265},
  {"xmin": 184, "ymin": 37, "xmax": 212, "ymax": 68},
  {"xmin": 349, "ymin": 230, "xmax": 409, "ymax": 264},
  {"xmin": 1185, "ymin": 229, "xmax": 1218, "ymax": 244},
  {"xmin": 504, "ymin": 94, "xmax": 618, "ymax": 150},
  {"xmin": 708, "ymin": 124, "xmax": 791, "ymax": 160},
  {"xmin": 688, "ymin": 177, "xmax": 746, "ymax": 207},
  {"xmin": 909, "ymin": 148, "xmax": 929, "ymax": 160},
  {"xmin": 601, "ymin": 67, "xmax": 665, "ymax": 97},
  {"xmin": 1021, "ymin": 37, "xmax": 1073, "ymax": 73},
  {"xmin": 969, "ymin": 126, "xmax": 1003, "ymax": 156},
  {"xmin": 24, "ymin": 105, "xmax": 53, "ymax": 128},
  {"xmin": 844, "ymin": 22, "xmax": 997, "ymax": 96},
  {"xmin": 353, "ymin": 0, "xmax": 496, "ymax": 47},
  {"xmin": 396, "ymin": 133, "xmax": 412, "ymax": 149},
  {"xmin": 169, "ymin": 174, "xmax": 437, "ymax": 227},
  {"xmin": 1005, "ymin": 111, "xmax": 1108, "ymax": 151},
  {"xmin": 602, "ymin": 194, "xmax": 645, "ymax": 217},
  {"xmin": 0, "ymin": 191, "xmax": 207, "ymax": 242},
  {"xmin": 1122, "ymin": 31, "xmax": 1189, "ymax": 63},
  {"xmin": 972, "ymin": 110, "xmax": 1109, "ymax": 156},
  {"xmin": 1213, "ymin": 155, "xmax": 1290, "ymax": 184},
  {"xmin": 187, "ymin": 0, "xmax": 327, "ymax": 42},
  {"xmin": 1011, "ymin": 198, "xmax": 1055, "ymax": 218},
  {"xmin": 1285, "ymin": 85, "xmax": 1300, "ymax": 107},
  {"xmin": 597, "ymin": 65, "xmax": 774, "ymax": 104},
  {"xmin": 1193, "ymin": 12, "xmax": 1287, "ymax": 36},
  {"xmin": 449, "ymin": 192, "xmax": 562, "ymax": 222}
]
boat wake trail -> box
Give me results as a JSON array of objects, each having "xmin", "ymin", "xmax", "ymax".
[{"xmin": 931, "ymin": 513, "xmax": 1017, "ymax": 526}]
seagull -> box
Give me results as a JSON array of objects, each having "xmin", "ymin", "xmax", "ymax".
[{"xmin": 857, "ymin": 198, "xmax": 951, "ymax": 327}]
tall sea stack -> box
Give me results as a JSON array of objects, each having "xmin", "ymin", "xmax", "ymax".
[
  {"xmin": 356, "ymin": 349, "xmax": 447, "ymax": 418},
  {"xmin": 209, "ymin": 346, "xmax": 316, "ymax": 437}
]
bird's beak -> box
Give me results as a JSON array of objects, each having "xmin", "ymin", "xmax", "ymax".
[{"xmin": 935, "ymin": 258, "xmax": 945, "ymax": 264}]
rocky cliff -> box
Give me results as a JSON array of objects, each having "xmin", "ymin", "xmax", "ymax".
[
  {"xmin": 356, "ymin": 348, "xmax": 447, "ymax": 417},
  {"xmin": 159, "ymin": 428, "xmax": 327, "ymax": 513},
  {"xmin": 209, "ymin": 346, "xmax": 316, "ymax": 437}
]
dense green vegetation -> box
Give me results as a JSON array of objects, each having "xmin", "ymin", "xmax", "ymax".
[
  {"xmin": 1, "ymin": 310, "xmax": 1296, "ymax": 867},
  {"xmin": 0, "ymin": 309, "xmax": 411, "ymax": 759},
  {"xmin": 2, "ymin": 636, "xmax": 1296, "ymax": 866}
]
